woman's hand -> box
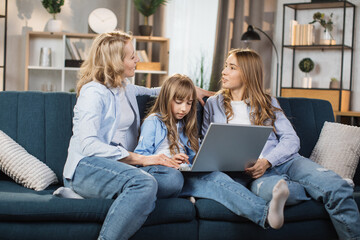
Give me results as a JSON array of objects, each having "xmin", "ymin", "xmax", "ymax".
[
  {"xmin": 143, "ymin": 154, "xmax": 180, "ymax": 169},
  {"xmin": 245, "ymin": 158, "xmax": 271, "ymax": 179},
  {"xmin": 195, "ymin": 86, "xmax": 215, "ymax": 106},
  {"xmin": 121, "ymin": 152, "xmax": 180, "ymax": 169},
  {"xmin": 172, "ymin": 153, "xmax": 190, "ymax": 164}
]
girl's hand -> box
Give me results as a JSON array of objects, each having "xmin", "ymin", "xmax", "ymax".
[
  {"xmin": 245, "ymin": 158, "xmax": 271, "ymax": 179},
  {"xmin": 142, "ymin": 154, "xmax": 180, "ymax": 169},
  {"xmin": 172, "ymin": 153, "xmax": 190, "ymax": 164}
]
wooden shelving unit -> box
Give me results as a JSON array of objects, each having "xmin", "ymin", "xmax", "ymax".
[
  {"xmin": 24, "ymin": 32, "xmax": 169, "ymax": 91},
  {"xmin": 0, "ymin": 0, "xmax": 7, "ymax": 91},
  {"xmin": 279, "ymin": 1, "xmax": 356, "ymax": 112},
  {"xmin": 25, "ymin": 32, "xmax": 97, "ymax": 92},
  {"xmin": 334, "ymin": 111, "xmax": 360, "ymax": 126},
  {"xmin": 133, "ymin": 36, "xmax": 169, "ymax": 88}
]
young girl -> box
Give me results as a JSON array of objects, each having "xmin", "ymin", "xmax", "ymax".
[
  {"xmin": 201, "ymin": 48, "xmax": 360, "ymax": 239},
  {"xmin": 134, "ymin": 74, "xmax": 199, "ymax": 173}
]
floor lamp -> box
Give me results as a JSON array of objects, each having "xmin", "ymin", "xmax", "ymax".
[{"xmin": 241, "ymin": 25, "xmax": 279, "ymax": 96}]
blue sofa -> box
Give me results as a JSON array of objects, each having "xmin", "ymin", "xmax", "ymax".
[{"xmin": 0, "ymin": 91, "xmax": 359, "ymax": 240}]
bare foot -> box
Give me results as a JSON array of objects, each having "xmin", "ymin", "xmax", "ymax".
[{"xmin": 267, "ymin": 179, "xmax": 289, "ymax": 229}]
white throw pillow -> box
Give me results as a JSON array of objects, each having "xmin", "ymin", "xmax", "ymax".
[
  {"xmin": 310, "ymin": 121, "xmax": 360, "ymax": 180},
  {"xmin": 0, "ymin": 130, "xmax": 58, "ymax": 191}
]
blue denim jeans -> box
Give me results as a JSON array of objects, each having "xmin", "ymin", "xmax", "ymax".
[
  {"xmin": 251, "ymin": 169, "xmax": 311, "ymax": 206},
  {"xmin": 141, "ymin": 165, "xmax": 184, "ymax": 198},
  {"xmin": 64, "ymin": 157, "xmax": 183, "ymax": 240},
  {"xmin": 252, "ymin": 155, "xmax": 360, "ymax": 240},
  {"xmin": 180, "ymin": 171, "xmax": 269, "ymax": 228}
]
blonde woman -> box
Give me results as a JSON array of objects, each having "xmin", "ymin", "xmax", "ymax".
[
  {"xmin": 63, "ymin": 31, "xmax": 210, "ymax": 240},
  {"xmin": 198, "ymin": 48, "xmax": 360, "ymax": 238}
]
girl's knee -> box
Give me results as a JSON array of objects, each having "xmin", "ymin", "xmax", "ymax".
[
  {"xmin": 165, "ymin": 169, "xmax": 184, "ymax": 195},
  {"xmin": 133, "ymin": 170, "xmax": 158, "ymax": 193},
  {"xmin": 201, "ymin": 171, "xmax": 232, "ymax": 182}
]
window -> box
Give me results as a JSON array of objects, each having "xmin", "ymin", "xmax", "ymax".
[{"xmin": 165, "ymin": 0, "xmax": 218, "ymax": 89}]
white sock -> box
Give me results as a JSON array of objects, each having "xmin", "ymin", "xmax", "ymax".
[
  {"xmin": 188, "ymin": 196, "xmax": 196, "ymax": 204},
  {"xmin": 267, "ymin": 179, "xmax": 289, "ymax": 229},
  {"xmin": 53, "ymin": 187, "xmax": 84, "ymax": 199}
]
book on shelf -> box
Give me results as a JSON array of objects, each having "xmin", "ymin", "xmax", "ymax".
[
  {"xmin": 65, "ymin": 59, "xmax": 84, "ymax": 68},
  {"xmin": 290, "ymin": 20, "xmax": 298, "ymax": 45},
  {"xmin": 136, "ymin": 50, "xmax": 144, "ymax": 62},
  {"xmin": 289, "ymin": 21, "xmax": 313, "ymax": 46},
  {"xmin": 136, "ymin": 50, "xmax": 149, "ymax": 62},
  {"xmin": 65, "ymin": 39, "xmax": 75, "ymax": 60},
  {"xmin": 66, "ymin": 39, "xmax": 81, "ymax": 60}
]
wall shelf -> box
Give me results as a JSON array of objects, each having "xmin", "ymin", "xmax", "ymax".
[
  {"xmin": 283, "ymin": 44, "xmax": 352, "ymax": 50},
  {"xmin": 24, "ymin": 31, "xmax": 97, "ymax": 92},
  {"xmin": 279, "ymin": 1, "xmax": 356, "ymax": 112},
  {"xmin": 25, "ymin": 31, "xmax": 169, "ymax": 91},
  {"xmin": 133, "ymin": 36, "xmax": 169, "ymax": 88}
]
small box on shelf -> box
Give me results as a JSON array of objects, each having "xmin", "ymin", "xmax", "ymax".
[
  {"xmin": 65, "ymin": 59, "xmax": 84, "ymax": 68},
  {"xmin": 136, "ymin": 62, "xmax": 161, "ymax": 71}
]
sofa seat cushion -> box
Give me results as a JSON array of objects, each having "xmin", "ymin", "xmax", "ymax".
[
  {"xmin": 0, "ymin": 181, "xmax": 111, "ymax": 222},
  {"xmin": 0, "ymin": 181, "xmax": 196, "ymax": 226},
  {"xmin": 195, "ymin": 198, "xmax": 331, "ymax": 223}
]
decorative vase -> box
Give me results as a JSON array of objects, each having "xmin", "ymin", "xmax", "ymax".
[
  {"xmin": 320, "ymin": 28, "xmax": 335, "ymax": 45},
  {"xmin": 329, "ymin": 80, "xmax": 340, "ymax": 89},
  {"xmin": 139, "ymin": 25, "xmax": 152, "ymax": 36},
  {"xmin": 47, "ymin": 19, "xmax": 62, "ymax": 32},
  {"xmin": 301, "ymin": 73, "xmax": 312, "ymax": 88},
  {"xmin": 39, "ymin": 47, "xmax": 52, "ymax": 67}
]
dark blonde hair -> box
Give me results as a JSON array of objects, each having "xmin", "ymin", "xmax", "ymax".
[
  {"xmin": 76, "ymin": 30, "xmax": 132, "ymax": 95},
  {"xmin": 221, "ymin": 48, "xmax": 280, "ymax": 129},
  {"xmin": 147, "ymin": 74, "xmax": 199, "ymax": 156}
]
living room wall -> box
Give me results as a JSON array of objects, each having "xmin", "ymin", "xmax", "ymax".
[{"xmin": 3, "ymin": 0, "xmax": 360, "ymax": 111}]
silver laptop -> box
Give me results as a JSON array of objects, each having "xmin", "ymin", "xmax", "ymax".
[{"xmin": 180, "ymin": 123, "xmax": 272, "ymax": 172}]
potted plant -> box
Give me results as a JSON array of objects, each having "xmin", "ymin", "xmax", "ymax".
[
  {"xmin": 42, "ymin": 0, "xmax": 65, "ymax": 32},
  {"xmin": 133, "ymin": 0, "xmax": 169, "ymax": 36},
  {"xmin": 299, "ymin": 58, "xmax": 314, "ymax": 88},
  {"xmin": 330, "ymin": 77, "xmax": 340, "ymax": 89},
  {"xmin": 309, "ymin": 12, "xmax": 335, "ymax": 45}
]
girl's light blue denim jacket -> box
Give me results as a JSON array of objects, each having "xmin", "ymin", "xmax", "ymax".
[
  {"xmin": 63, "ymin": 80, "xmax": 160, "ymax": 179},
  {"xmin": 134, "ymin": 114, "xmax": 197, "ymax": 163},
  {"xmin": 202, "ymin": 94, "xmax": 300, "ymax": 167}
]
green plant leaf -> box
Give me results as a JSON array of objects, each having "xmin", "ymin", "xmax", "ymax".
[
  {"xmin": 299, "ymin": 58, "xmax": 314, "ymax": 73},
  {"xmin": 41, "ymin": 0, "xmax": 64, "ymax": 17},
  {"xmin": 133, "ymin": 0, "xmax": 169, "ymax": 18}
]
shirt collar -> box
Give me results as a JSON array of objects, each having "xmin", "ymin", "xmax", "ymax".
[{"xmin": 107, "ymin": 79, "xmax": 129, "ymax": 95}]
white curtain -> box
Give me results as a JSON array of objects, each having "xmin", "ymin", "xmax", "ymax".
[{"xmin": 164, "ymin": 0, "xmax": 219, "ymax": 89}]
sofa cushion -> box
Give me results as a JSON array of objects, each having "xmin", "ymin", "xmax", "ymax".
[
  {"xmin": 0, "ymin": 181, "xmax": 195, "ymax": 226},
  {"xmin": 197, "ymin": 219, "xmax": 337, "ymax": 240},
  {"xmin": 0, "ymin": 130, "xmax": 58, "ymax": 191},
  {"xmin": 310, "ymin": 121, "xmax": 360, "ymax": 180},
  {"xmin": 195, "ymin": 198, "xmax": 330, "ymax": 223},
  {"xmin": 0, "ymin": 92, "xmax": 76, "ymax": 183},
  {"xmin": 277, "ymin": 98, "xmax": 334, "ymax": 158},
  {"xmin": 0, "ymin": 181, "xmax": 110, "ymax": 222}
]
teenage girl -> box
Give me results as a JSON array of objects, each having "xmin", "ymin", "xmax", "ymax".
[
  {"xmin": 135, "ymin": 73, "xmax": 289, "ymax": 230},
  {"xmin": 200, "ymin": 48, "xmax": 360, "ymax": 239}
]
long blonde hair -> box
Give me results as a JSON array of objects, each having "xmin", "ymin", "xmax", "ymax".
[
  {"xmin": 221, "ymin": 48, "xmax": 280, "ymax": 128},
  {"xmin": 147, "ymin": 74, "xmax": 199, "ymax": 155},
  {"xmin": 76, "ymin": 30, "xmax": 132, "ymax": 96}
]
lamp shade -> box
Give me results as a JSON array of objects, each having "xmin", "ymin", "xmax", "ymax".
[{"xmin": 241, "ymin": 25, "xmax": 261, "ymax": 41}]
